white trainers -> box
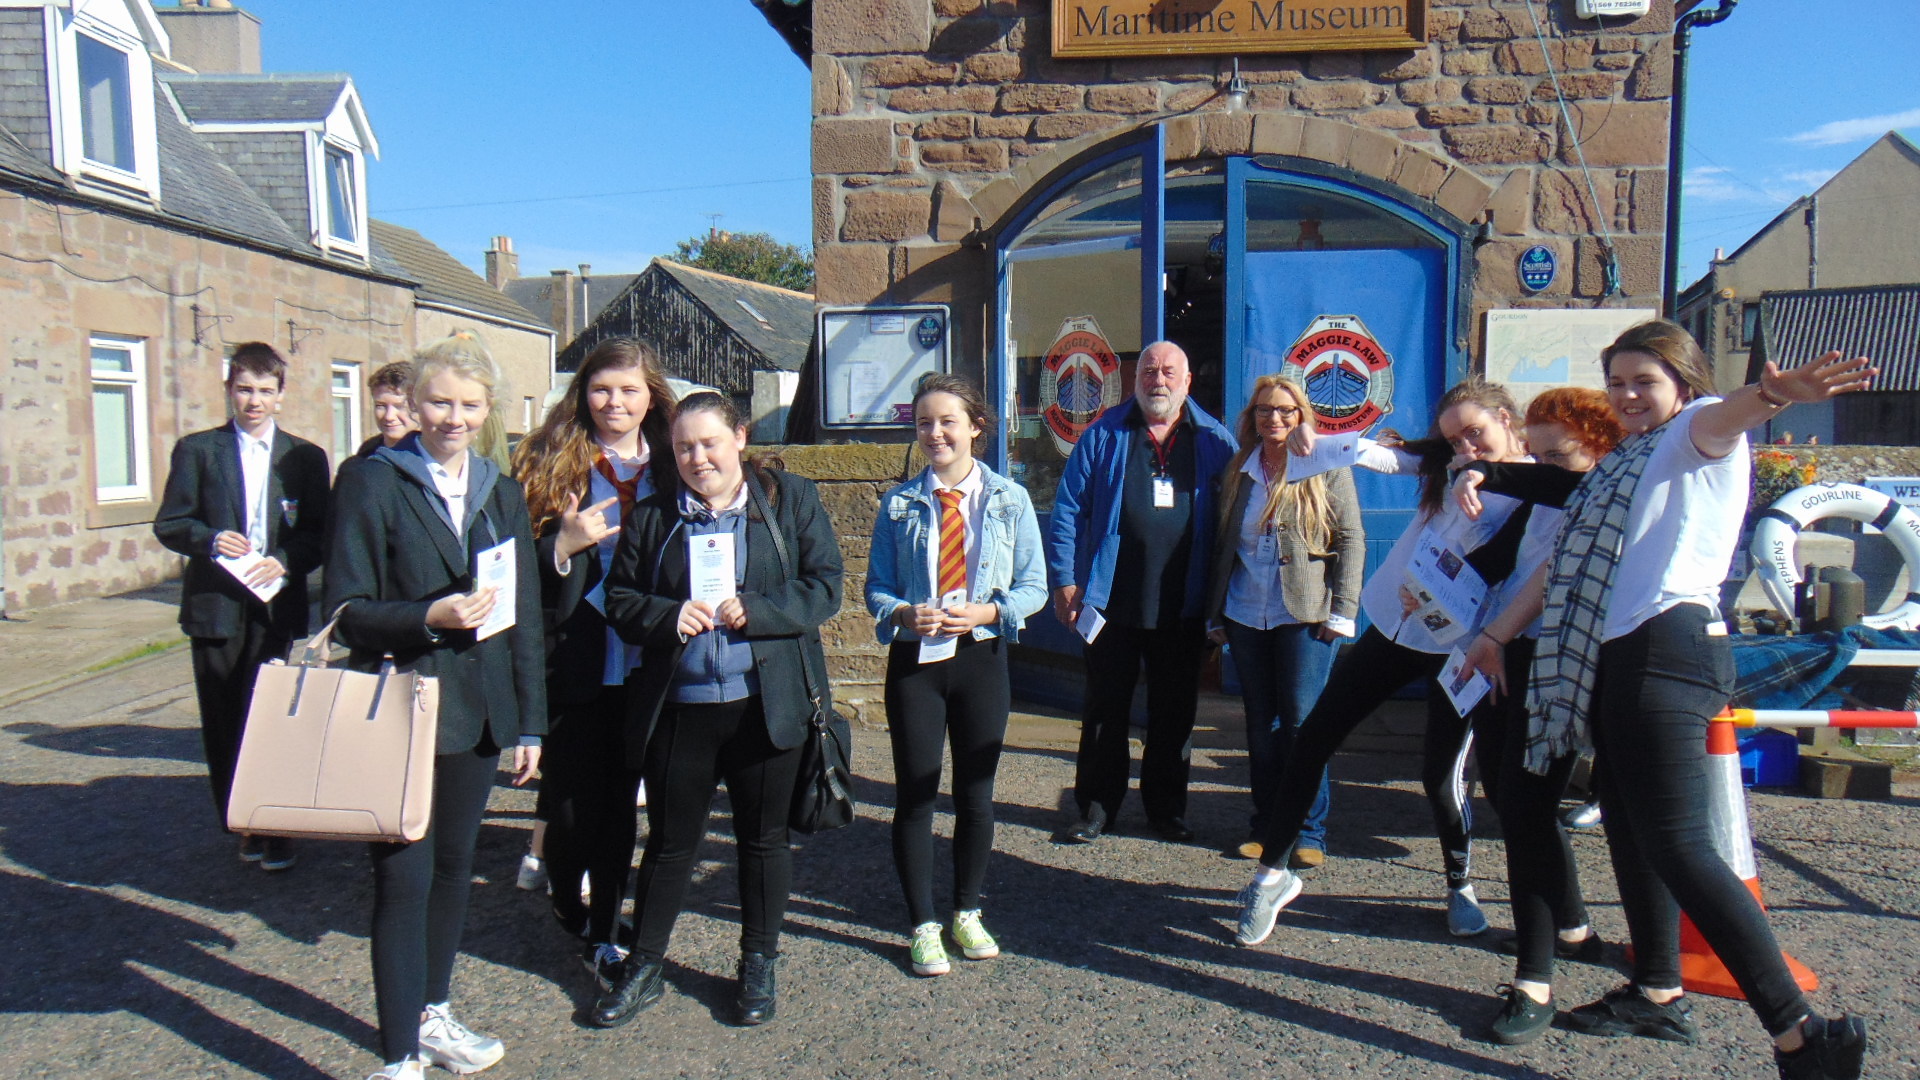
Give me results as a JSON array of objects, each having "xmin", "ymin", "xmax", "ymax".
[
  {"xmin": 366, "ymin": 1058, "xmax": 424, "ymax": 1080},
  {"xmin": 515, "ymin": 854, "xmax": 548, "ymax": 892},
  {"xmin": 418, "ymin": 1003, "xmax": 504, "ymax": 1075},
  {"xmin": 1448, "ymin": 885, "xmax": 1490, "ymax": 937},
  {"xmin": 1234, "ymin": 869, "xmax": 1303, "ymax": 946}
]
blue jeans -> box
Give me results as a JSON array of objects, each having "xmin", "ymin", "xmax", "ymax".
[{"xmin": 1225, "ymin": 620, "xmax": 1334, "ymax": 849}]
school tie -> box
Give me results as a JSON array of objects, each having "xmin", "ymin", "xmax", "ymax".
[
  {"xmin": 595, "ymin": 455, "xmax": 643, "ymax": 515},
  {"xmin": 936, "ymin": 488, "xmax": 967, "ymax": 599},
  {"xmin": 245, "ymin": 438, "xmax": 270, "ymax": 552}
]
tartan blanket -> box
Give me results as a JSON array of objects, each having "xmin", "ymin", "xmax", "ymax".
[{"xmin": 1731, "ymin": 626, "xmax": 1920, "ymax": 710}]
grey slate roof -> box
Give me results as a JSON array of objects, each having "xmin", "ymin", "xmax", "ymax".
[
  {"xmin": 503, "ymin": 273, "xmax": 639, "ymax": 331},
  {"xmin": 1754, "ymin": 285, "xmax": 1920, "ymax": 392},
  {"xmin": 369, "ymin": 219, "xmax": 550, "ymax": 332},
  {"xmin": 152, "ymin": 76, "xmax": 303, "ymax": 248},
  {"xmin": 160, "ymin": 72, "xmax": 351, "ymax": 125},
  {"xmin": 0, "ymin": 121, "xmax": 61, "ymax": 184},
  {"xmin": 653, "ymin": 259, "xmax": 814, "ymax": 371}
]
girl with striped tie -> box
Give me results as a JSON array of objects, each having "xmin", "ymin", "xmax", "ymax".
[{"xmin": 867, "ymin": 373, "xmax": 1048, "ymax": 976}]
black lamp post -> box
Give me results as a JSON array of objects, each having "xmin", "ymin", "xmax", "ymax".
[{"xmin": 1664, "ymin": 0, "xmax": 1739, "ymax": 316}]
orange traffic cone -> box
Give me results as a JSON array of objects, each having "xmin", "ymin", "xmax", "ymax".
[{"xmin": 1672, "ymin": 719, "xmax": 1819, "ymax": 999}]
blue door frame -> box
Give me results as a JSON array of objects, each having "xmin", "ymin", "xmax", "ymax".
[
  {"xmin": 989, "ymin": 124, "xmax": 1165, "ymax": 478},
  {"xmin": 1222, "ymin": 156, "xmax": 1472, "ymax": 421}
]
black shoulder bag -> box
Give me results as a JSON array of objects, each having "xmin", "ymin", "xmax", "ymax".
[{"xmin": 748, "ymin": 475, "xmax": 856, "ymax": 833}]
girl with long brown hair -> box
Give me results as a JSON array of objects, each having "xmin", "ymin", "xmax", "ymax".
[
  {"xmin": 1203, "ymin": 375, "xmax": 1364, "ymax": 864},
  {"xmin": 512, "ymin": 338, "xmax": 676, "ymax": 984},
  {"xmin": 1231, "ymin": 376, "xmax": 1535, "ymax": 945}
]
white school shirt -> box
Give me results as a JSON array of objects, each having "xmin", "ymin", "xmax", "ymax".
[
  {"xmin": 427, "ymin": 451, "xmax": 470, "ymax": 539},
  {"xmin": 1352, "ymin": 441, "xmax": 1525, "ymax": 654},
  {"xmin": 235, "ymin": 421, "xmax": 276, "ymax": 550},
  {"xmin": 1603, "ymin": 397, "xmax": 1748, "ymax": 641},
  {"xmin": 908, "ymin": 463, "xmax": 991, "ymax": 642},
  {"xmin": 1223, "ymin": 455, "xmax": 1300, "ymax": 631},
  {"xmin": 587, "ymin": 442, "xmax": 653, "ymax": 685},
  {"xmin": 1489, "ymin": 502, "xmax": 1563, "ymax": 642}
]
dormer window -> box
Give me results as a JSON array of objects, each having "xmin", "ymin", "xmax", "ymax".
[
  {"xmin": 77, "ymin": 33, "xmax": 135, "ymax": 172},
  {"xmin": 325, "ymin": 144, "xmax": 358, "ymax": 243},
  {"xmin": 48, "ymin": 5, "xmax": 162, "ymax": 199}
]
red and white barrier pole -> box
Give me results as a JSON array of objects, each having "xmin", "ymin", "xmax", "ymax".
[
  {"xmin": 1724, "ymin": 707, "xmax": 1920, "ymax": 729},
  {"xmin": 1671, "ymin": 718, "xmax": 1821, "ymax": 999}
]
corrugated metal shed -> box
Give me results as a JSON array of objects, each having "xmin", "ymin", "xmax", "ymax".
[
  {"xmin": 558, "ymin": 259, "xmax": 814, "ymax": 397},
  {"xmin": 1754, "ymin": 285, "xmax": 1920, "ymax": 392}
]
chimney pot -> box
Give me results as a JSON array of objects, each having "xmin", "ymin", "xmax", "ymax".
[{"xmin": 484, "ymin": 235, "xmax": 519, "ymax": 290}]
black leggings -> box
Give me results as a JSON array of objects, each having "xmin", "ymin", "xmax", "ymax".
[
  {"xmin": 1256, "ymin": 627, "xmax": 1474, "ymax": 886},
  {"xmin": 1591, "ymin": 605, "xmax": 1808, "ymax": 1036},
  {"xmin": 540, "ymin": 686, "xmax": 642, "ymax": 945},
  {"xmin": 1475, "ymin": 637, "xmax": 1588, "ymax": 983},
  {"xmin": 367, "ymin": 745, "xmax": 497, "ymax": 1063},
  {"xmin": 630, "ymin": 698, "xmax": 801, "ymax": 962},
  {"xmin": 885, "ymin": 636, "xmax": 1010, "ymax": 927}
]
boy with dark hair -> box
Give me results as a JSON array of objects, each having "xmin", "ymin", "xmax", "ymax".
[
  {"xmin": 358, "ymin": 359, "xmax": 416, "ymax": 457},
  {"xmin": 154, "ymin": 341, "xmax": 332, "ymax": 871}
]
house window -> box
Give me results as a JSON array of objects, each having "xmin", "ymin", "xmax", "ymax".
[
  {"xmin": 1738, "ymin": 303, "xmax": 1761, "ymax": 349},
  {"xmin": 76, "ymin": 33, "xmax": 135, "ymax": 173},
  {"xmin": 325, "ymin": 146, "xmax": 358, "ymax": 243},
  {"xmin": 90, "ymin": 334, "xmax": 150, "ymax": 501},
  {"xmin": 331, "ymin": 362, "xmax": 362, "ymax": 463}
]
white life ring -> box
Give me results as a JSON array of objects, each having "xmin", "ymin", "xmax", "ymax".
[{"xmin": 1749, "ymin": 482, "xmax": 1920, "ymax": 630}]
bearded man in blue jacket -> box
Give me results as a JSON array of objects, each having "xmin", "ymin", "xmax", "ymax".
[{"xmin": 1046, "ymin": 341, "xmax": 1236, "ymax": 845}]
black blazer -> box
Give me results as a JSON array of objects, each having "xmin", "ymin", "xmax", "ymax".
[
  {"xmin": 538, "ymin": 528, "xmax": 617, "ymax": 709},
  {"xmin": 603, "ymin": 469, "xmax": 843, "ymax": 766},
  {"xmin": 152, "ymin": 423, "xmax": 331, "ymax": 640},
  {"xmin": 323, "ymin": 447, "xmax": 548, "ymax": 755}
]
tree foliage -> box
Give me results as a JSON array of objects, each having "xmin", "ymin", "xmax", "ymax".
[{"xmin": 672, "ymin": 231, "xmax": 814, "ymax": 293}]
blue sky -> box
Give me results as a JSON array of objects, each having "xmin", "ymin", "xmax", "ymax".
[{"xmin": 233, "ymin": 1, "xmax": 1915, "ymax": 291}]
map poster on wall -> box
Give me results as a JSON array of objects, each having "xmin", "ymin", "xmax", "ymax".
[
  {"xmin": 818, "ymin": 304, "xmax": 951, "ymax": 430},
  {"xmin": 1483, "ymin": 308, "xmax": 1659, "ymax": 413}
]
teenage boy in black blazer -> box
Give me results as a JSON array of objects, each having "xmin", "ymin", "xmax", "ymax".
[{"xmin": 153, "ymin": 342, "xmax": 331, "ymax": 870}]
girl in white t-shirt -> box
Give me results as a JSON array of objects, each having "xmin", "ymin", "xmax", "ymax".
[{"xmin": 1498, "ymin": 320, "xmax": 1874, "ymax": 1080}]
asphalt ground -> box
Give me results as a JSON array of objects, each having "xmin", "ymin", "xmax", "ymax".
[{"xmin": 1, "ymin": 649, "xmax": 1916, "ymax": 1080}]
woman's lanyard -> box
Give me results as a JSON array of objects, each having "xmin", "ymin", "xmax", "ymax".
[{"xmin": 1147, "ymin": 425, "xmax": 1178, "ymax": 509}]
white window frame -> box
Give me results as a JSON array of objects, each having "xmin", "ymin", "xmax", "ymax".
[
  {"xmin": 330, "ymin": 361, "xmax": 362, "ymax": 464},
  {"xmin": 322, "ymin": 143, "xmax": 360, "ymax": 244},
  {"xmin": 44, "ymin": 3, "xmax": 162, "ymax": 200},
  {"xmin": 308, "ymin": 128, "xmax": 369, "ymax": 259},
  {"xmin": 89, "ymin": 333, "xmax": 152, "ymax": 503}
]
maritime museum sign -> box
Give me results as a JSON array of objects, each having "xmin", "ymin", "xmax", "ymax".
[{"xmin": 1053, "ymin": 0, "xmax": 1427, "ymax": 58}]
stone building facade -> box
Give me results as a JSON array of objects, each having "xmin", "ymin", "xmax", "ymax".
[
  {"xmin": 0, "ymin": 187, "xmax": 414, "ymax": 611},
  {"xmin": 809, "ymin": 0, "xmax": 1676, "ymax": 348}
]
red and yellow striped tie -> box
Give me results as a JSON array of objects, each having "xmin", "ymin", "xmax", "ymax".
[{"xmin": 936, "ymin": 488, "xmax": 967, "ymax": 599}]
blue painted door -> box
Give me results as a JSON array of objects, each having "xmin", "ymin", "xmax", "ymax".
[{"xmin": 1241, "ymin": 246, "xmax": 1449, "ymax": 622}]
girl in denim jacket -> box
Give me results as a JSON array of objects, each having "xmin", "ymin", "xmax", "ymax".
[{"xmin": 866, "ymin": 373, "xmax": 1047, "ymax": 977}]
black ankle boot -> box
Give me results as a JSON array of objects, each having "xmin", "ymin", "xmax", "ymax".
[{"xmin": 735, "ymin": 951, "xmax": 777, "ymax": 1026}]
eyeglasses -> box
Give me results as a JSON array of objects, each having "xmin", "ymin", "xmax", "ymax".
[{"xmin": 1253, "ymin": 405, "xmax": 1302, "ymax": 421}]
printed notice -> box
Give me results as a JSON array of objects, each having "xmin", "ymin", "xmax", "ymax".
[
  {"xmin": 1439, "ymin": 648, "xmax": 1492, "ymax": 717},
  {"xmin": 1075, "ymin": 604, "xmax": 1107, "ymax": 645},
  {"xmin": 217, "ymin": 551, "xmax": 285, "ymax": 605},
  {"xmin": 917, "ymin": 589, "xmax": 969, "ymax": 665},
  {"xmin": 474, "ymin": 537, "xmax": 517, "ymax": 641},
  {"xmin": 688, "ymin": 532, "xmax": 737, "ymax": 605},
  {"xmin": 1404, "ymin": 527, "xmax": 1486, "ymax": 647},
  {"xmin": 1286, "ymin": 431, "xmax": 1361, "ymax": 482}
]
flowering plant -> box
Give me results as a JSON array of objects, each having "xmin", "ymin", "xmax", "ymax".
[{"xmin": 1749, "ymin": 448, "xmax": 1817, "ymax": 516}]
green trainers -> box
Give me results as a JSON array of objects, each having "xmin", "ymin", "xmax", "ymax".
[
  {"xmin": 909, "ymin": 922, "xmax": 950, "ymax": 976},
  {"xmin": 952, "ymin": 909, "xmax": 1000, "ymax": 960}
]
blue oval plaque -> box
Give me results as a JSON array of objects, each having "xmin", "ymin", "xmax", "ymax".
[{"xmin": 1519, "ymin": 245, "xmax": 1557, "ymax": 293}]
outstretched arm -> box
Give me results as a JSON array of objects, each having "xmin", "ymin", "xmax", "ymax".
[{"xmin": 1691, "ymin": 351, "xmax": 1875, "ymax": 459}]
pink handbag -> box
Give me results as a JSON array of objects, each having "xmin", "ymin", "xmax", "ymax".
[{"xmin": 226, "ymin": 612, "xmax": 440, "ymax": 842}]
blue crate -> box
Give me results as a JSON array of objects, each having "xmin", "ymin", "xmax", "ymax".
[{"xmin": 1737, "ymin": 729, "xmax": 1800, "ymax": 788}]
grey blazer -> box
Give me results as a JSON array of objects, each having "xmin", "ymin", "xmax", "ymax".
[{"xmin": 1204, "ymin": 462, "xmax": 1365, "ymax": 629}]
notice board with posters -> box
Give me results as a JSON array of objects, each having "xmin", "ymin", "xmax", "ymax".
[{"xmin": 817, "ymin": 304, "xmax": 952, "ymax": 430}]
